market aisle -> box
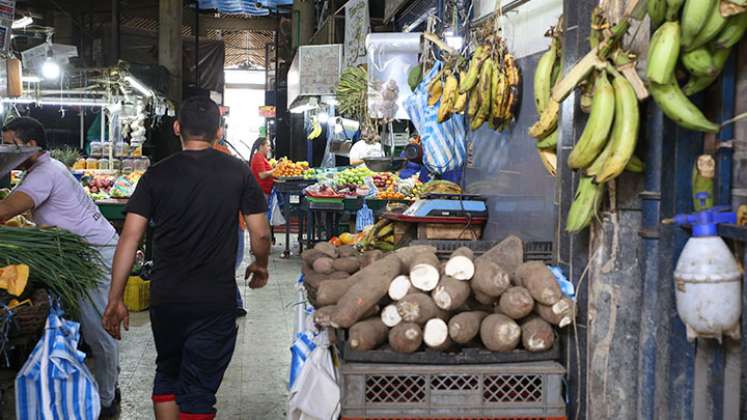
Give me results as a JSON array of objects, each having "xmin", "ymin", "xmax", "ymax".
[{"xmin": 118, "ymin": 237, "xmax": 302, "ymax": 419}]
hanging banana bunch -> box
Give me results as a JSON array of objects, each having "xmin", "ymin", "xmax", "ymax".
[
  {"xmin": 646, "ymin": 0, "xmax": 747, "ymax": 132},
  {"xmin": 429, "ymin": 25, "xmax": 522, "ymax": 132}
]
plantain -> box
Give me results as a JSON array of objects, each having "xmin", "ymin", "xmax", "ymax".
[
  {"xmin": 682, "ymin": 47, "xmax": 732, "ymax": 95},
  {"xmin": 568, "ymin": 72, "xmax": 616, "ymax": 170},
  {"xmin": 646, "ymin": 22, "xmax": 681, "ymax": 84},
  {"xmin": 681, "ymin": 47, "xmax": 718, "ymax": 77},
  {"xmin": 534, "ymin": 39, "xmax": 559, "ymax": 114},
  {"xmin": 452, "ymin": 71, "xmax": 468, "ymax": 113},
  {"xmin": 408, "ymin": 64, "xmax": 423, "ymax": 91},
  {"xmin": 467, "ymin": 85, "xmax": 480, "ymax": 119},
  {"xmin": 505, "ymin": 85, "xmax": 521, "ymax": 122},
  {"xmin": 648, "ymin": 0, "xmax": 667, "ymax": 28},
  {"xmin": 712, "ymin": 12, "xmax": 747, "ymax": 49},
  {"xmin": 566, "ymin": 176, "xmax": 605, "ymax": 233},
  {"xmin": 686, "ymin": 5, "xmax": 728, "ymax": 51},
  {"xmin": 505, "ymin": 53, "xmax": 521, "ymax": 87},
  {"xmin": 438, "ymin": 73, "xmax": 459, "ymax": 122},
  {"xmin": 666, "ymin": 0, "xmax": 685, "ymax": 21},
  {"xmin": 459, "ymin": 46, "xmax": 488, "ymax": 93},
  {"xmin": 472, "ymin": 58, "xmax": 494, "ymax": 130},
  {"xmin": 428, "ymin": 78, "xmax": 443, "ymax": 107},
  {"xmin": 529, "ymin": 99, "xmax": 560, "ymax": 139},
  {"xmin": 649, "ymin": 79, "xmax": 720, "ymax": 132},
  {"xmin": 538, "ymin": 149, "xmax": 558, "ymax": 177},
  {"xmin": 626, "ymin": 155, "xmax": 645, "ymax": 173},
  {"xmin": 681, "ymin": 0, "xmax": 718, "ymax": 48},
  {"xmin": 491, "ymin": 62, "xmax": 505, "ymax": 122},
  {"xmin": 596, "ymin": 73, "xmax": 640, "ymax": 183},
  {"xmin": 586, "ymin": 138, "xmax": 613, "ymax": 178},
  {"xmin": 536, "ymin": 130, "xmax": 558, "ymax": 150}
]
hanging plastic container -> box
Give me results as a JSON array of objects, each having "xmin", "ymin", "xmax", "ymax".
[{"xmin": 668, "ymin": 196, "xmax": 741, "ymax": 342}]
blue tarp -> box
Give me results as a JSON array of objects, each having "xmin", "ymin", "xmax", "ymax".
[{"xmin": 198, "ymin": 0, "xmax": 292, "ymax": 15}]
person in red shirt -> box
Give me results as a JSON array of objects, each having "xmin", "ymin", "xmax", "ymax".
[{"xmin": 250, "ymin": 137, "xmax": 274, "ymax": 196}]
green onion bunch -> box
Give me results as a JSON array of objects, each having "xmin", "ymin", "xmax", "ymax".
[{"xmin": 0, "ymin": 226, "xmax": 105, "ymax": 317}]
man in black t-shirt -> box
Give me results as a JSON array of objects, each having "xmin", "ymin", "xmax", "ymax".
[{"xmin": 102, "ymin": 97, "xmax": 271, "ymax": 420}]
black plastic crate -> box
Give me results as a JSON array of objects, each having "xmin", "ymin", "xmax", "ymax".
[{"xmin": 409, "ymin": 239, "xmax": 553, "ymax": 263}]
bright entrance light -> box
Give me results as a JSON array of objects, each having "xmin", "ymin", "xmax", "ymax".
[{"xmin": 41, "ymin": 59, "xmax": 60, "ymax": 80}]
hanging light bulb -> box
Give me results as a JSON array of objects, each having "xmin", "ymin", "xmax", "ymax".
[{"xmin": 41, "ymin": 58, "xmax": 60, "ymax": 80}]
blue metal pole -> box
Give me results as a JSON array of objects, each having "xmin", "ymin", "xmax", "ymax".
[{"xmin": 716, "ymin": 52, "xmax": 736, "ymax": 207}]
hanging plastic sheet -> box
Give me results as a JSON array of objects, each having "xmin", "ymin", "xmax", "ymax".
[
  {"xmin": 15, "ymin": 304, "xmax": 100, "ymax": 420},
  {"xmin": 366, "ymin": 32, "xmax": 421, "ymax": 120}
]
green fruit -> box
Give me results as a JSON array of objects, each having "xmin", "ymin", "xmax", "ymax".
[
  {"xmin": 680, "ymin": 0, "xmax": 717, "ymax": 48},
  {"xmin": 686, "ymin": 5, "xmax": 727, "ymax": 51},
  {"xmin": 647, "ymin": 22, "xmax": 681, "ymax": 84}
]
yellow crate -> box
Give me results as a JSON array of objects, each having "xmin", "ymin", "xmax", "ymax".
[{"xmin": 124, "ymin": 276, "xmax": 150, "ymax": 312}]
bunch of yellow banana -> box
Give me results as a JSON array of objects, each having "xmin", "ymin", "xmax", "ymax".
[
  {"xmin": 430, "ymin": 35, "xmax": 521, "ymax": 130},
  {"xmin": 646, "ymin": 0, "xmax": 746, "ymax": 132}
]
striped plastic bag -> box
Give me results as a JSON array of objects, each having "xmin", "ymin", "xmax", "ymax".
[
  {"xmin": 403, "ymin": 61, "xmax": 467, "ymax": 175},
  {"xmin": 16, "ymin": 305, "xmax": 100, "ymax": 420}
]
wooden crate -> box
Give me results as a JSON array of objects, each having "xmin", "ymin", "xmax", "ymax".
[{"xmin": 416, "ymin": 223, "xmax": 482, "ymax": 240}]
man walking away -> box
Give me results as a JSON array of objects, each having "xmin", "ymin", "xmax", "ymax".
[{"xmin": 102, "ymin": 97, "xmax": 272, "ymax": 420}]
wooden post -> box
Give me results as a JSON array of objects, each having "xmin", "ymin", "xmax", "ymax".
[{"xmin": 159, "ymin": 0, "xmax": 183, "ymax": 102}]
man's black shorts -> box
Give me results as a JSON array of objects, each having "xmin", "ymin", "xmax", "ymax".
[{"xmin": 150, "ymin": 304, "xmax": 238, "ymax": 416}]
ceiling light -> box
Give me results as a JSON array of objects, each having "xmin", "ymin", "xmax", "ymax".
[
  {"xmin": 12, "ymin": 17, "xmax": 33, "ymax": 29},
  {"xmin": 125, "ymin": 75, "xmax": 153, "ymax": 97},
  {"xmin": 41, "ymin": 58, "xmax": 60, "ymax": 80}
]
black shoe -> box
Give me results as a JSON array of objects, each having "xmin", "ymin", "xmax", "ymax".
[
  {"xmin": 236, "ymin": 308, "xmax": 247, "ymax": 318},
  {"xmin": 114, "ymin": 388, "xmax": 121, "ymax": 404}
]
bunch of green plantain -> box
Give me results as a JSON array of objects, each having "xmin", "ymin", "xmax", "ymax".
[
  {"xmin": 646, "ymin": 0, "xmax": 746, "ymax": 133},
  {"xmin": 336, "ymin": 66, "xmax": 369, "ymax": 121},
  {"xmin": 429, "ymin": 33, "xmax": 521, "ymax": 131}
]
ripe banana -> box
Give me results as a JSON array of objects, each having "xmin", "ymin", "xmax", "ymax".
[
  {"xmin": 686, "ymin": 4, "xmax": 727, "ymax": 51},
  {"xmin": 566, "ymin": 176, "xmax": 605, "ymax": 233},
  {"xmin": 472, "ymin": 58, "xmax": 494, "ymax": 130},
  {"xmin": 529, "ymin": 99, "xmax": 560, "ymax": 139},
  {"xmin": 682, "ymin": 47, "xmax": 718, "ymax": 77},
  {"xmin": 648, "ymin": 0, "xmax": 667, "ymax": 28},
  {"xmin": 491, "ymin": 63, "xmax": 505, "ymax": 121},
  {"xmin": 596, "ymin": 74, "xmax": 639, "ymax": 183},
  {"xmin": 713, "ymin": 12, "xmax": 747, "ymax": 49},
  {"xmin": 459, "ymin": 47, "xmax": 488, "ymax": 94},
  {"xmin": 307, "ymin": 120, "xmax": 322, "ymax": 140},
  {"xmin": 467, "ymin": 85, "xmax": 480, "ymax": 119},
  {"xmin": 666, "ymin": 0, "xmax": 685, "ymax": 21},
  {"xmin": 680, "ymin": 0, "xmax": 717, "ymax": 48},
  {"xmin": 534, "ymin": 40, "xmax": 559, "ymax": 114},
  {"xmin": 505, "ymin": 53, "xmax": 521, "ymax": 87},
  {"xmin": 682, "ymin": 47, "xmax": 732, "ymax": 95},
  {"xmin": 438, "ymin": 74, "xmax": 459, "ymax": 123},
  {"xmin": 649, "ymin": 79, "xmax": 720, "ymax": 133},
  {"xmin": 428, "ymin": 78, "xmax": 443, "ymax": 107},
  {"xmin": 453, "ymin": 91, "xmax": 468, "ymax": 114},
  {"xmin": 568, "ymin": 72, "xmax": 616, "ymax": 170},
  {"xmin": 646, "ymin": 22, "xmax": 681, "ymax": 84}
]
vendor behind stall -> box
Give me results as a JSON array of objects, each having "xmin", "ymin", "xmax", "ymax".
[
  {"xmin": 399, "ymin": 136, "xmax": 462, "ymax": 184},
  {"xmin": 348, "ymin": 126, "xmax": 384, "ymax": 166},
  {"xmin": 0, "ymin": 117, "xmax": 121, "ymax": 418},
  {"xmin": 250, "ymin": 137, "xmax": 274, "ymax": 196}
]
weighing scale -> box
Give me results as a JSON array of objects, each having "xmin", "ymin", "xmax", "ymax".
[{"xmin": 403, "ymin": 194, "xmax": 488, "ymax": 219}]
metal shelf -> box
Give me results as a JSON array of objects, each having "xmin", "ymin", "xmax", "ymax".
[{"xmin": 719, "ymin": 224, "xmax": 747, "ymax": 243}]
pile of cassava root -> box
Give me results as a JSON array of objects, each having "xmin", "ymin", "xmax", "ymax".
[{"xmin": 303, "ymin": 236, "xmax": 575, "ymax": 354}]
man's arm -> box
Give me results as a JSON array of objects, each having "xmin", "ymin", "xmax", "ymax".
[
  {"xmin": 0, "ymin": 191, "xmax": 34, "ymax": 223},
  {"xmin": 243, "ymin": 212, "xmax": 271, "ymax": 288},
  {"xmin": 102, "ymin": 213, "xmax": 148, "ymax": 339}
]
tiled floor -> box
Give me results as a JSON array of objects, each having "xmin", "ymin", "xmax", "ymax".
[{"xmin": 117, "ymin": 237, "xmax": 302, "ymax": 419}]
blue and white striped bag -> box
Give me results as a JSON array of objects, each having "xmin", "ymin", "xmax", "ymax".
[
  {"xmin": 15, "ymin": 306, "xmax": 100, "ymax": 420},
  {"xmin": 289, "ymin": 330, "xmax": 317, "ymax": 390},
  {"xmin": 404, "ymin": 61, "xmax": 467, "ymax": 175}
]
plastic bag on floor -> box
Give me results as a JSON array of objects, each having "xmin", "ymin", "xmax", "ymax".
[
  {"xmin": 15, "ymin": 304, "xmax": 100, "ymax": 420},
  {"xmin": 288, "ymin": 331, "xmax": 340, "ymax": 420},
  {"xmin": 269, "ymin": 190, "xmax": 287, "ymax": 226}
]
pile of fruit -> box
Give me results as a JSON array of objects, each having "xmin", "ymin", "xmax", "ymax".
[
  {"xmin": 646, "ymin": 0, "xmax": 745, "ymax": 133},
  {"xmin": 372, "ymin": 172, "xmax": 397, "ymax": 189},
  {"xmin": 82, "ymin": 174, "xmax": 116, "ymax": 196},
  {"xmin": 303, "ymin": 168, "xmax": 320, "ymax": 180},
  {"xmin": 428, "ymin": 24, "xmax": 521, "ymax": 131},
  {"xmin": 376, "ymin": 189, "xmax": 406, "ymax": 200},
  {"xmin": 336, "ymin": 166, "xmax": 375, "ymax": 188},
  {"xmin": 273, "ymin": 158, "xmax": 309, "ymax": 178}
]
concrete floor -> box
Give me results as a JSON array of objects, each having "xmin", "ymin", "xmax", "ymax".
[{"xmin": 117, "ymin": 236, "xmax": 302, "ymax": 419}]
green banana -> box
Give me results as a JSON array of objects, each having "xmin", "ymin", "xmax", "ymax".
[
  {"xmin": 467, "ymin": 85, "xmax": 480, "ymax": 119},
  {"xmin": 686, "ymin": 5, "xmax": 727, "ymax": 51},
  {"xmin": 408, "ymin": 64, "xmax": 423, "ymax": 91},
  {"xmin": 536, "ymin": 130, "xmax": 558, "ymax": 150},
  {"xmin": 713, "ymin": 13, "xmax": 747, "ymax": 49},
  {"xmin": 534, "ymin": 39, "xmax": 559, "ymax": 114},
  {"xmin": 725, "ymin": 0, "xmax": 747, "ymax": 5},
  {"xmin": 682, "ymin": 47, "xmax": 732, "ymax": 95},
  {"xmin": 682, "ymin": 47, "xmax": 718, "ymax": 77},
  {"xmin": 649, "ymin": 79, "xmax": 720, "ymax": 132},
  {"xmin": 680, "ymin": 0, "xmax": 717, "ymax": 48},
  {"xmin": 647, "ymin": 22, "xmax": 681, "ymax": 84},
  {"xmin": 648, "ymin": 0, "xmax": 667, "ymax": 28},
  {"xmin": 568, "ymin": 72, "xmax": 616, "ymax": 170},
  {"xmin": 566, "ymin": 176, "xmax": 605, "ymax": 233},
  {"xmin": 459, "ymin": 47, "xmax": 487, "ymax": 93},
  {"xmin": 625, "ymin": 155, "xmax": 645, "ymax": 173},
  {"xmin": 666, "ymin": 0, "xmax": 685, "ymax": 21},
  {"xmin": 596, "ymin": 74, "xmax": 640, "ymax": 183},
  {"xmin": 471, "ymin": 58, "xmax": 494, "ymax": 130},
  {"xmin": 529, "ymin": 99, "xmax": 560, "ymax": 139},
  {"xmin": 586, "ymin": 138, "xmax": 613, "ymax": 177}
]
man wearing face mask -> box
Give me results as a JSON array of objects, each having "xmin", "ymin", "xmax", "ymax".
[{"xmin": 0, "ymin": 117, "xmax": 122, "ymax": 418}]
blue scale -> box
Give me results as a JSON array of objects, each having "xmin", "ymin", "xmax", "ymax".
[{"xmin": 403, "ymin": 194, "xmax": 488, "ymax": 218}]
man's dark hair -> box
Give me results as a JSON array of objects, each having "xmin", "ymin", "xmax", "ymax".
[
  {"xmin": 178, "ymin": 96, "xmax": 221, "ymax": 141},
  {"xmin": 3, "ymin": 117, "xmax": 48, "ymax": 150}
]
